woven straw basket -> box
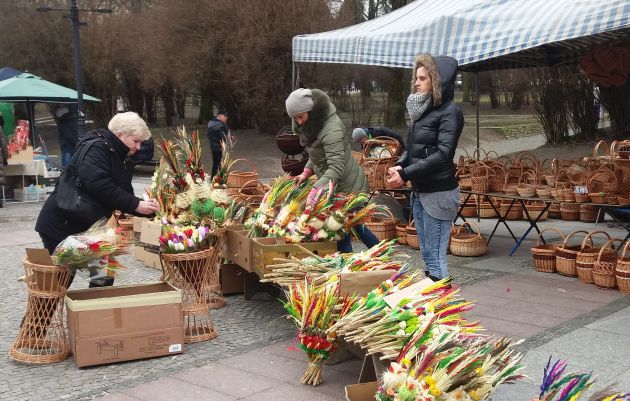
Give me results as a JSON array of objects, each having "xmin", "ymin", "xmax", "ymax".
[
  {"xmin": 406, "ymin": 220, "xmax": 420, "ymax": 250},
  {"xmin": 593, "ymin": 238, "xmax": 623, "ymax": 289},
  {"xmin": 227, "ymin": 159, "xmax": 258, "ymax": 188},
  {"xmin": 364, "ymin": 209, "xmax": 398, "ymax": 241},
  {"xmin": 531, "ymin": 228, "xmax": 564, "ymax": 273},
  {"xmin": 615, "ymin": 241, "xmax": 630, "ymax": 294},
  {"xmin": 555, "ymin": 230, "xmax": 591, "ymax": 277},
  {"xmin": 450, "ymin": 222, "xmax": 487, "ymax": 257},
  {"xmin": 575, "ymin": 231, "xmax": 612, "ymax": 284}
]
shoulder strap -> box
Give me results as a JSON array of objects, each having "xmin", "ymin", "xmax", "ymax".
[{"xmin": 69, "ymin": 138, "xmax": 102, "ymax": 177}]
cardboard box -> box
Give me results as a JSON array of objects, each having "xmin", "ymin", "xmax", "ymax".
[
  {"xmin": 139, "ymin": 219, "xmax": 162, "ymax": 246},
  {"xmin": 251, "ymin": 237, "xmax": 337, "ymax": 277},
  {"xmin": 134, "ymin": 246, "xmax": 161, "ymax": 270},
  {"xmin": 7, "ymin": 146, "xmax": 34, "ymax": 164},
  {"xmin": 219, "ymin": 263, "xmax": 246, "ymax": 295},
  {"xmin": 65, "ymin": 282, "xmax": 184, "ymax": 367},
  {"xmin": 338, "ymin": 271, "xmax": 395, "ymax": 297},
  {"xmin": 221, "ymin": 225, "xmax": 254, "ymax": 271},
  {"xmin": 345, "ymin": 381, "xmax": 380, "ymax": 401}
]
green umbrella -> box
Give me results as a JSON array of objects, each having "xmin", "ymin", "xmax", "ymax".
[
  {"xmin": 0, "ymin": 73, "xmax": 100, "ymax": 146},
  {"xmin": 0, "ymin": 73, "xmax": 99, "ymax": 102}
]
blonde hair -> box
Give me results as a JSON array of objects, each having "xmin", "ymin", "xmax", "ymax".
[{"xmin": 108, "ymin": 112, "xmax": 151, "ymax": 140}]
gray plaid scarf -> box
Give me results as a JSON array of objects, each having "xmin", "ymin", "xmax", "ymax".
[{"xmin": 406, "ymin": 92, "xmax": 433, "ymax": 123}]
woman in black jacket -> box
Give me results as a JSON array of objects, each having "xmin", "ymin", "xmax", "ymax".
[
  {"xmin": 387, "ymin": 54, "xmax": 464, "ymax": 280},
  {"xmin": 35, "ymin": 112, "xmax": 159, "ymax": 285}
]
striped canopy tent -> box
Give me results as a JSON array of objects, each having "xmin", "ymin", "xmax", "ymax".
[{"xmin": 292, "ymin": 0, "xmax": 630, "ymax": 71}]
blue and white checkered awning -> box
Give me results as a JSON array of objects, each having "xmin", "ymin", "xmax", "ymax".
[{"xmin": 292, "ymin": 0, "xmax": 630, "ymax": 71}]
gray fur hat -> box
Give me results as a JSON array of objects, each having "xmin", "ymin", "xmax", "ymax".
[
  {"xmin": 285, "ymin": 88, "xmax": 313, "ymax": 117},
  {"xmin": 352, "ymin": 128, "xmax": 368, "ymax": 143}
]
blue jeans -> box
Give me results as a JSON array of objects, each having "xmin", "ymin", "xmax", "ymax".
[
  {"xmin": 411, "ymin": 195, "xmax": 451, "ymax": 279},
  {"xmin": 337, "ymin": 224, "xmax": 380, "ymax": 253}
]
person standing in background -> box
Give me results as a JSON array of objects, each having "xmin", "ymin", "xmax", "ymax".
[
  {"xmin": 207, "ymin": 109, "xmax": 229, "ymax": 179},
  {"xmin": 55, "ymin": 105, "xmax": 79, "ymax": 167},
  {"xmin": 0, "ymin": 120, "xmax": 7, "ymax": 208}
]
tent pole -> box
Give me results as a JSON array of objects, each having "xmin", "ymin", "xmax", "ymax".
[
  {"xmin": 28, "ymin": 101, "xmax": 36, "ymax": 148},
  {"xmin": 292, "ymin": 62, "xmax": 296, "ymax": 91},
  {"xmin": 475, "ymin": 72, "xmax": 480, "ymax": 160}
]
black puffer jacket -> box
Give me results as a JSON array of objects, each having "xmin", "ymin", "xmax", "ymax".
[
  {"xmin": 397, "ymin": 55, "xmax": 464, "ymax": 193},
  {"xmin": 207, "ymin": 118, "xmax": 228, "ymax": 152},
  {"xmin": 35, "ymin": 129, "xmax": 140, "ymax": 246}
]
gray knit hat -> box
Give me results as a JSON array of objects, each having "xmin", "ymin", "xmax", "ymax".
[
  {"xmin": 285, "ymin": 88, "xmax": 313, "ymax": 117},
  {"xmin": 352, "ymin": 128, "xmax": 368, "ymax": 143}
]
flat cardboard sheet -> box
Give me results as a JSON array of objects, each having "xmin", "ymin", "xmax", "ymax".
[
  {"xmin": 345, "ymin": 381, "xmax": 380, "ymax": 401},
  {"xmin": 338, "ymin": 270, "xmax": 394, "ymax": 297},
  {"xmin": 25, "ymin": 248, "xmax": 54, "ymax": 265},
  {"xmin": 383, "ymin": 277, "xmax": 434, "ymax": 308}
]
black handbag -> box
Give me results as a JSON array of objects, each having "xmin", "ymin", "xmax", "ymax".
[{"xmin": 55, "ymin": 134, "xmax": 112, "ymax": 223}]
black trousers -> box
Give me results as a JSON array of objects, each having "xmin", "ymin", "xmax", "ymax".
[{"xmin": 211, "ymin": 149, "xmax": 222, "ymax": 179}]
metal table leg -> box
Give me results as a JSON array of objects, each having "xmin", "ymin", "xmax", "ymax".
[{"xmin": 509, "ymin": 200, "xmax": 552, "ymax": 256}]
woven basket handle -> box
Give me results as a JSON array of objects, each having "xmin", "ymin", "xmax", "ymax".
[
  {"xmin": 238, "ymin": 180, "xmax": 266, "ymax": 195},
  {"xmin": 597, "ymin": 238, "xmax": 624, "ymax": 261},
  {"xmin": 372, "ymin": 207, "xmax": 396, "ymax": 223},
  {"xmin": 455, "ymin": 221, "xmax": 482, "ymax": 238},
  {"xmin": 536, "ymin": 227, "xmax": 565, "ymax": 246},
  {"xmin": 561, "ymin": 230, "xmax": 590, "ymax": 248},
  {"xmin": 620, "ymin": 240, "xmax": 630, "ymax": 260},
  {"xmin": 472, "ymin": 161, "xmax": 490, "ymax": 178},
  {"xmin": 230, "ymin": 158, "xmax": 258, "ymax": 173},
  {"xmin": 406, "ymin": 218, "xmax": 415, "ymax": 230},
  {"xmin": 580, "ymin": 230, "xmax": 612, "ymax": 250},
  {"xmin": 519, "ymin": 170, "xmax": 536, "ymax": 184},
  {"xmin": 484, "ymin": 150, "xmax": 499, "ymax": 161},
  {"xmin": 593, "ymin": 140, "xmax": 610, "ymax": 157}
]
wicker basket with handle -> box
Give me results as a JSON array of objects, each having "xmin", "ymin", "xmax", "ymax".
[
  {"xmin": 517, "ymin": 170, "xmax": 537, "ymax": 198},
  {"xmin": 236, "ymin": 180, "xmax": 270, "ymax": 207},
  {"xmin": 556, "ymin": 230, "xmax": 591, "ymax": 277},
  {"xmin": 575, "ymin": 230, "xmax": 612, "ymax": 283},
  {"xmin": 227, "ymin": 159, "xmax": 259, "ymax": 188},
  {"xmin": 470, "ymin": 162, "xmax": 491, "ymax": 193},
  {"xmin": 531, "ymin": 228, "xmax": 565, "ymax": 273},
  {"xmin": 395, "ymin": 224, "xmax": 407, "ymax": 245},
  {"xmin": 450, "ymin": 222, "xmax": 487, "ymax": 257},
  {"xmin": 615, "ymin": 240, "xmax": 630, "ymax": 294},
  {"xmin": 364, "ymin": 208, "xmax": 398, "ymax": 241},
  {"xmin": 406, "ymin": 220, "xmax": 420, "ymax": 250},
  {"xmin": 593, "ymin": 238, "xmax": 623, "ymax": 289}
]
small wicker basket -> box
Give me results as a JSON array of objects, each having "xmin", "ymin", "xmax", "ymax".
[
  {"xmin": 593, "ymin": 238, "xmax": 623, "ymax": 289},
  {"xmin": 395, "ymin": 224, "xmax": 407, "ymax": 245},
  {"xmin": 575, "ymin": 230, "xmax": 612, "ymax": 284},
  {"xmin": 615, "ymin": 241, "xmax": 630, "ymax": 294},
  {"xmin": 406, "ymin": 220, "xmax": 420, "ymax": 250},
  {"xmin": 560, "ymin": 203, "xmax": 580, "ymax": 221},
  {"xmin": 227, "ymin": 159, "xmax": 259, "ymax": 188},
  {"xmin": 364, "ymin": 209, "xmax": 398, "ymax": 241},
  {"xmin": 531, "ymin": 228, "xmax": 564, "ymax": 273},
  {"xmin": 579, "ymin": 204, "xmax": 599, "ymax": 223},
  {"xmin": 556, "ymin": 230, "xmax": 591, "ymax": 277},
  {"xmin": 450, "ymin": 222, "xmax": 487, "ymax": 257}
]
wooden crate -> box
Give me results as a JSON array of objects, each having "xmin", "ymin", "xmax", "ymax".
[{"xmin": 251, "ymin": 237, "xmax": 337, "ymax": 276}]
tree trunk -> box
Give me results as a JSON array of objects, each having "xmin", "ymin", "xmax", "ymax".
[
  {"xmin": 462, "ymin": 72, "xmax": 471, "ymax": 103},
  {"xmin": 145, "ymin": 91, "xmax": 157, "ymax": 124},
  {"xmin": 510, "ymin": 90, "xmax": 524, "ymax": 111},
  {"xmin": 385, "ymin": 68, "xmax": 406, "ymax": 128},
  {"xmin": 197, "ymin": 86, "xmax": 214, "ymax": 125},
  {"xmin": 161, "ymin": 81, "xmax": 176, "ymax": 126},
  {"xmin": 174, "ymin": 88, "xmax": 186, "ymax": 119}
]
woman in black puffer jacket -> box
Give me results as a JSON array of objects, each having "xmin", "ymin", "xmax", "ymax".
[
  {"xmin": 35, "ymin": 112, "xmax": 159, "ymax": 285},
  {"xmin": 387, "ymin": 54, "xmax": 464, "ymax": 280}
]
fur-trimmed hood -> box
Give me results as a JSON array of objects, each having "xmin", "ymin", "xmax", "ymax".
[
  {"xmin": 410, "ymin": 54, "xmax": 459, "ymax": 107},
  {"xmin": 294, "ymin": 89, "xmax": 336, "ymax": 145}
]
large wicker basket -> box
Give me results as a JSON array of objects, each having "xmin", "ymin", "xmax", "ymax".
[
  {"xmin": 593, "ymin": 238, "xmax": 622, "ymax": 289},
  {"xmin": 615, "ymin": 241, "xmax": 630, "ymax": 294},
  {"xmin": 396, "ymin": 224, "xmax": 407, "ymax": 245},
  {"xmin": 406, "ymin": 220, "xmax": 420, "ymax": 250},
  {"xmin": 560, "ymin": 203, "xmax": 580, "ymax": 221},
  {"xmin": 524, "ymin": 201, "xmax": 548, "ymax": 221},
  {"xmin": 227, "ymin": 159, "xmax": 258, "ymax": 188},
  {"xmin": 575, "ymin": 230, "xmax": 613, "ymax": 284},
  {"xmin": 470, "ymin": 162, "xmax": 490, "ymax": 193},
  {"xmin": 281, "ymin": 152, "xmax": 309, "ymax": 176},
  {"xmin": 579, "ymin": 204, "xmax": 599, "ymax": 223},
  {"xmin": 556, "ymin": 230, "xmax": 591, "ymax": 277},
  {"xmin": 450, "ymin": 222, "xmax": 487, "ymax": 257},
  {"xmin": 364, "ymin": 209, "xmax": 398, "ymax": 241},
  {"xmin": 275, "ymin": 126, "xmax": 305, "ymax": 155},
  {"xmin": 236, "ymin": 180, "xmax": 270, "ymax": 207},
  {"xmin": 499, "ymin": 201, "xmax": 522, "ymax": 220},
  {"xmin": 531, "ymin": 228, "xmax": 564, "ymax": 273}
]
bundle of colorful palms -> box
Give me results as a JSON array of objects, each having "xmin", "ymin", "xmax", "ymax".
[
  {"xmin": 246, "ymin": 176, "xmax": 383, "ymax": 243},
  {"xmin": 262, "ymin": 239, "xmax": 405, "ymax": 288}
]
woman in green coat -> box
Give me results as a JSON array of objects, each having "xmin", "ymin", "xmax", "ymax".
[{"xmin": 285, "ymin": 88, "xmax": 378, "ymax": 252}]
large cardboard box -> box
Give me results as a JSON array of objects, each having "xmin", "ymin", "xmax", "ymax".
[
  {"xmin": 65, "ymin": 282, "xmax": 184, "ymax": 368},
  {"xmin": 345, "ymin": 381, "xmax": 380, "ymax": 401},
  {"xmin": 133, "ymin": 245, "xmax": 161, "ymax": 270},
  {"xmin": 338, "ymin": 271, "xmax": 394, "ymax": 297},
  {"xmin": 219, "ymin": 263, "xmax": 246, "ymax": 295},
  {"xmin": 139, "ymin": 219, "xmax": 162, "ymax": 246}
]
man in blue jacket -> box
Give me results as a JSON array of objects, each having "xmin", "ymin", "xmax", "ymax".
[{"xmin": 207, "ymin": 109, "xmax": 229, "ymax": 179}]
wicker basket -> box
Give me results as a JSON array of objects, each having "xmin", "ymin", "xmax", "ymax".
[
  {"xmin": 275, "ymin": 126, "xmax": 305, "ymax": 155},
  {"xmin": 615, "ymin": 241, "xmax": 630, "ymax": 294},
  {"xmin": 589, "ymin": 192, "xmax": 607, "ymax": 203},
  {"xmin": 499, "ymin": 201, "xmax": 522, "ymax": 220},
  {"xmin": 548, "ymin": 203, "xmax": 561, "ymax": 219},
  {"xmin": 576, "ymin": 231, "xmax": 613, "ymax": 284},
  {"xmin": 227, "ymin": 159, "xmax": 259, "ymax": 188},
  {"xmin": 593, "ymin": 239, "xmax": 623, "ymax": 289},
  {"xmin": 406, "ymin": 220, "xmax": 420, "ymax": 250},
  {"xmin": 556, "ymin": 230, "xmax": 591, "ymax": 277},
  {"xmin": 579, "ymin": 204, "xmax": 599, "ymax": 223},
  {"xmin": 470, "ymin": 162, "xmax": 490, "ymax": 193},
  {"xmin": 364, "ymin": 209, "xmax": 398, "ymax": 241},
  {"xmin": 560, "ymin": 203, "xmax": 580, "ymax": 221},
  {"xmin": 281, "ymin": 152, "xmax": 309, "ymax": 176},
  {"xmin": 524, "ymin": 201, "xmax": 548, "ymax": 221},
  {"xmin": 536, "ymin": 185, "xmax": 552, "ymax": 198},
  {"xmin": 588, "ymin": 168, "xmax": 618, "ymax": 194},
  {"xmin": 396, "ymin": 224, "xmax": 407, "ymax": 245},
  {"xmin": 458, "ymin": 173, "xmax": 472, "ymax": 190},
  {"xmin": 236, "ymin": 180, "xmax": 270, "ymax": 207},
  {"xmin": 461, "ymin": 200, "xmax": 478, "ymax": 217},
  {"xmin": 450, "ymin": 222, "xmax": 487, "ymax": 257},
  {"xmin": 561, "ymin": 188, "xmax": 576, "ymax": 203},
  {"xmin": 488, "ymin": 164, "xmax": 506, "ymax": 192},
  {"xmin": 574, "ymin": 193, "xmax": 590, "ymax": 203},
  {"xmin": 531, "ymin": 228, "xmax": 564, "ymax": 273},
  {"xmin": 478, "ymin": 201, "xmax": 497, "ymax": 218}
]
